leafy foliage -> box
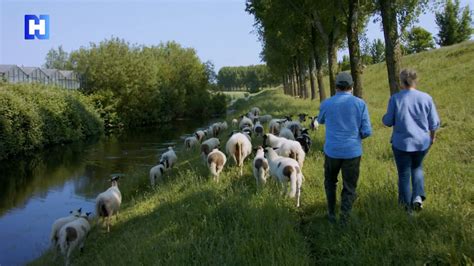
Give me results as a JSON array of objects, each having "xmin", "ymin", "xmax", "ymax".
[
  {"xmin": 435, "ymin": 0, "xmax": 473, "ymax": 46},
  {"xmin": 404, "ymin": 26, "xmax": 436, "ymax": 54},
  {"xmin": 68, "ymin": 38, "xmax": 225, "ymax": 127},
  {"xmin": 0, "ymin": 83, "xmax": 103, "ymax": 160},
  {"xmin": 217, "ymin": 65, "xmax": 278, "ymax": 92},
  {"xmin": 43, "ymin": 45, "xmax": 72, "ymax": 69}
]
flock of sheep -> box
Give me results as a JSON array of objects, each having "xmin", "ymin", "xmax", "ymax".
[
  {"xmin": 50, "ymin": 177, "xmax": 122, "ymax": 265},
  {"xmin": 153, "ymin": 106, "xmax": 319, "ymax": 206},
  {"xmin": 48, "ymin": 106, "xmax": 319, "ymax": 265}
]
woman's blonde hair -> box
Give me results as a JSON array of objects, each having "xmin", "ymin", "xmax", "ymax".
[{"xmin": 400, "ymin": 69, "xmax": 417, "ymax": 88}]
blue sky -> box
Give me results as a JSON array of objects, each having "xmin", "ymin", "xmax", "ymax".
[{"xmin": 0, "ymin": 0, "xmax": 472, "ymax": 71}]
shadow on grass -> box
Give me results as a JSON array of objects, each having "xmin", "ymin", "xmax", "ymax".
[{"xmin": 297, "ymin": 189, "xmax": 472, "ymax": 265}]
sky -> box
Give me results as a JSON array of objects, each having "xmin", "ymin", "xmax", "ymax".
[{"xmin": 0, "ymin": 0, "xmax": 473, "ymax": 71}]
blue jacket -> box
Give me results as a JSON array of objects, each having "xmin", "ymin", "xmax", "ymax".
[
  {"xmin": 382, "ymin": 89, "xmax": 440, "ymax": 152},
  {"xmin": 318, "ymin": 92, "xmax": 372, "ymax": 159}
]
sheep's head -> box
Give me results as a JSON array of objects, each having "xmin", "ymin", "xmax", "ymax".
[
  {"xmin": 110, "ymin": 176, "xmax": 120, "ymax": 186},
  {"xmin": 69, "ymin": 208, "xmax": 82, "ymax": 217}
]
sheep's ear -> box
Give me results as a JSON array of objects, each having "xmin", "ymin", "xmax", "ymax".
[
  {"xmin": 272, "ymin": 147, "xmax": 279, "ymax": 150},
  {"xmin": 86, "ymin": 212, "xmax": 92, "ymax": 217},
  {"xmin": 78, "ymin": 208, "xmax": 82, "ymax": 213},
  {"xmin": 69, "ymin": 210, "xmax": 73, "ymax": 214}
]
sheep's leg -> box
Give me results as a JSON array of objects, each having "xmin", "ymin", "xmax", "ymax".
[
  {"xmin": 116, "ymin": 211, "xmax": 119, "ymax": 221},
  {"xmin": 107, "ymin": 216, "xmax": 110, "ymax": 233},
  {"xmin": 296, "ymin": 182, "xmax": 301, "ymax": 208}
]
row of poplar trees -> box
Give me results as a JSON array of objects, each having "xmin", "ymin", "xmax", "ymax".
[{"xmin": 246, "ymin": 0, "xmax": 442, "ymax": 100}]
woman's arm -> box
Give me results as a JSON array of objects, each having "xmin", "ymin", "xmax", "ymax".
[{"xmin": 382, "ymin": 96, "xmax": 395, "ymax": 127}]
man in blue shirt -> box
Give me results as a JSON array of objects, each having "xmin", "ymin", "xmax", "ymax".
[{"xmin": 317, "ymin": 72, "xmax": 372, "ymax": 224}]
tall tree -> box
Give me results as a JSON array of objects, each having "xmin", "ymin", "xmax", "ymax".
[
  {"xmin": 43, "ymin": 45, "xmax": 71, "ymax": 69},
  {"xmin": 375, "ymin": 0, "xmax": 429, "ymax": 95},
  {"xmin": 435, "ymin": 0, "xmax": 473, "ymax": 46},
  {"xmin": 405, "ymin": 26, "xmax": 435, "ymax": 54},
  {"xmin": 345, "ymin": 0, "xmax": 371, "ymax": 98},
  {"xmin": 370, "ymin": 38, "xmax": 386, "ymax": 63}
]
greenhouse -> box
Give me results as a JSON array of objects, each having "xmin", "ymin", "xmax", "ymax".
[{"xmin": 0, "ymin": 64, "xmax": 80, "ymax": 89}]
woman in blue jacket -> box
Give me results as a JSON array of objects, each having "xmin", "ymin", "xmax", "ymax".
[{"xmin": 383, "ymin": 69, "xmax": 440, "ymax": 212}]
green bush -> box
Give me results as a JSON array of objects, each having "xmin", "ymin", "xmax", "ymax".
[{"xmin": 0, "ymin": 83, "xmax": 103, "ymax": 160}]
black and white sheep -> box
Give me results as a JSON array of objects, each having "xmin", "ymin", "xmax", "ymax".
[
  {"xmin": 239, "ymin": 115, "xmax": 254, "ymax": 130},
  {"xmin": 50, "ymin": 208, "xmax": 82, "ymax": 252},
  {"xmin": 264, "ymin": 147, "xmax": 303, "ymax": 207},
  {"xmin": 184, "ymin": 136, "xmax": 199, "ymax": 150},
  {"xmin": 253, "ymin": 121, "xmax": 264, "ymax": 137},
  {"xmin": 58, "ymin": 212, "xmax": 92, "ymax": 266},
  {"xmin": 201, "ymin": 138, "xmax": 220, "ymax": 162},
  {"xmin": 308, "ymin": 116, "xmax": 319, "ymax": 130},
  {"xmin": 195, "ymin": 130, "xmax": 206, "ymax": 143},
  {"xmin": 207, "ymin": 148, "xmax": 227, "ymax": 182},
  {"xmin": 95, "ymin": 176, "xmax": 122, "ymax": 232},
  {"xmin": 263, "ymin": 133, "xmax": 306, "ymax": 168},
  {"xmin": 253, "ymin": 146, "xmax": 269, "ymax": 186},
  {"xmin": 296, "ymin": 128, "xmax": 312, "ymax": 153},
  {"xmin": 160, "ymin": 147, "xmax": 177, "ymax": 170},
  {"xmin": 149, "ymin": 162, "xmax": 166, "ymax": 186}
]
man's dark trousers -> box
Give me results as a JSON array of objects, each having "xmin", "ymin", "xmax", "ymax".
[{"xmin": 324, "ymin": 154, "xmax": 361, "ymax": 219}]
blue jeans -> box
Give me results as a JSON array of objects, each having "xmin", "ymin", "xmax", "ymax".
[{"xmin": 392, "ymin": 147, "xmax": 429, "ymax": 208}]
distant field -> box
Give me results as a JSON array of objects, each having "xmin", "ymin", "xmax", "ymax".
[{"xmin": 32, "ymin": 41, "xmax": 473, "ymax": 265}]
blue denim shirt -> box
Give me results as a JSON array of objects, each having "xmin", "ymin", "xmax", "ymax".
[
  {"xmin": 317, "ymin": 92, "xmax": 372, "ymax": 159},
  {"xmin": 382, "ymin": 89, "xmax": 440, "ymax": 152}
]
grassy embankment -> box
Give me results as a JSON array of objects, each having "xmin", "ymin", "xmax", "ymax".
[{"xmin": 33, "ymin": 41, "xmax": 473, "ymax": 265}]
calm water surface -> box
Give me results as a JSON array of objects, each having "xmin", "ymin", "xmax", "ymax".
[{"xmin": 0, "ymin": 119, "xmax": 211, "ymax": 265}]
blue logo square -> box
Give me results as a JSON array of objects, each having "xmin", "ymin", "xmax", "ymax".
[{"xmin": 25, "ymin": 15, "xmax": 50, "ymax": 40}]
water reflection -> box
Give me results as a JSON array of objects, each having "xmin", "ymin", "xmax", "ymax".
[{"xmin": 0, "ymin": 118, "xmax": 211, "ymax": 265}]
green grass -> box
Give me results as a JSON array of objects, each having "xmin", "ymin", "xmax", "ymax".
[{"xmin": 32, "ymin": 41, "xmax": 474, "ymax": 265}]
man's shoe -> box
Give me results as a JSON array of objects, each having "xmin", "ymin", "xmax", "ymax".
[{"xmin": 413, "ymin": 196, "xmax": 423, "ymax": 211}]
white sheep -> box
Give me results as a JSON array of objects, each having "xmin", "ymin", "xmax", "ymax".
[
  {"xmin": 264, "ymin": 147, "xmax": 303, "ymax": 207},
  {"xmin": 50, "ymin": 208, "xmax": 82, "ymax": 252},
  {"xmin": 239, "ymin": 116, "xmax": 254, "ymax": 130},
  {"xmin": 95, "ymin": 176, "xmax": 122, "ymax": 232},
  {"xmin": 160, "ymin": 147, "xmax": 177, "ymax": 170},
  {"xmin": 269, "ymin": 119, "xmax": 285, "ymax": 135},
  {"xmin": 226, "ymin": 132, "xmax": 252, "ymax": 176},
  {"xmin": 253, "ymin": 146, "xmax": 269, "ymax": 186},
  {"xmin": 195, "ymin": 130, "xmax": 206, "ymax": 142},
  {"xmin": 201, "ymin": 138, "xmax": 220, "ymax": 162},
  {"xmin": 250, "ymin": 107, "xmax": 261, "ymax": 116},
  {"xmin": 263, "ymin": 133, "xmax": 305, "ymax": 168},
  {"xmin": 232, "ymin": 118, "xmax": 238, "ymax": 128},
  {"xmin": 258, "ymin": 114, "xmax": 272, "ymax": 124},
  {"xmin": 149, "ymin": 162, "xmax": 166, "ymax": 186},
  {"xmin": 278, "ymin": 140, "xmax": 306, "ymax": 168},
  {"xmin": 207, "ymin": 148, "xmax": 227, "ymax": 182},
  {"xmin": 285, "ymin": 121, "xmax": 302, "ymax": 138},
  {"xmin": 184, "ymin": 136, "xmax": 199, "ymax": 150},
  {"xmin": 279, "ymin": 127, "xmax": 295, "ymax": 140},
  {"xmin": 211, "ymin": 123, "xmax": 222, "ymax": 137},
  {"xmin": 263, "ymin": 133, "xmax": 287, "ymax": 149},
  {"xmin": 219, "ymin": 121, "xmax": 228, "ymax": 131},
  {"xmin": 253, "ymin": 121, "xmax": 264, "ymax": 137},
  {"xmin": 58, "ymin": 212, "xmax": 92, "ymax": 266}
]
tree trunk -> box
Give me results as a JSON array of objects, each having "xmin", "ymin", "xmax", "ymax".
[
  {"xmin": 297, "ymin": 57, "xmax": 307, "ymax": 99},
  {"xmin": 308, "ymin": 57, "xmax": 316, "ymax": 100},
  {"xmin": 315, "ymin": 55, "xmax": 327, "ymax": 102},
  {"xmin": 327, "ymin": 41, "xmax": 337, "ymax": 96},
  {"xmin": 293, "ymin": 60, "xmax": 300, "ymax": 97},
  {"xmin": 347, "ymin": 0, "xmax": 363, "ymax": 98},
  {"xmin": 379, "ymin": 0, "xmax": 401, "ymax": 95}
]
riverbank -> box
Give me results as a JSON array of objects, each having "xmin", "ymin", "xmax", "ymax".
[{"xmin": 32, "ymin": 42, "xmax": 474, "ymax": 265}]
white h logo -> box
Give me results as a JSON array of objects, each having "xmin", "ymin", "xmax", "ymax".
[
  {"xmin": 25, "ymin": 15, "xmax": 49, "ymax": 40},
  {"xmin": 29, "ymin": 19, "xmax": 46, "ymax": 35}
]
